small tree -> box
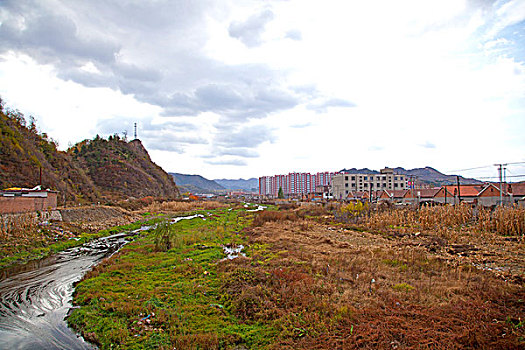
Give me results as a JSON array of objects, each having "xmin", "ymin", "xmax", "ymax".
[
  {"xmin": 154, "ymin": 222, "xmax": 171, "ymax": 251},
  {"xmin": 278, "ymin": 186, "xmax": 284, "ymax": 199}
]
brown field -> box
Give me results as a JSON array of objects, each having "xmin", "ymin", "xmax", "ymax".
[{"xmin": 219, "ymin": 206, "xmax": 524, "ymax": 349}]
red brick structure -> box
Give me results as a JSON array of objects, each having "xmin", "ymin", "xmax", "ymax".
[{"xmin": 0, "ymin": 187, "xmax": 58, "ymax": 214}]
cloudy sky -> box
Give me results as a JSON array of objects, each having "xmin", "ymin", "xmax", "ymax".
[{"xmin": 1, "ymin": 0, "xmax": 524, "ymax": 181}]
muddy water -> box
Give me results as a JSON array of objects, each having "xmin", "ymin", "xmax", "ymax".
[{"xmin": 0, "ymin": 215, "xmax": 201, "ymax": 350}]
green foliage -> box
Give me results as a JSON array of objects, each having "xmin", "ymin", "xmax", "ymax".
[
  {"xmin": 393, "ymin": 282, "xmax": 415, "ymax": 292},
  {"xmin": 278, "ymin": 186, "xmax": 284, "ymax": 199}
]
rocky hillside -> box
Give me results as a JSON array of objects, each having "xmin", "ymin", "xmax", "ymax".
[
  {"xmin": 71, "ymin": 136, "xmax": 180, "ymax": 200},
  {"xmin": 0, "ymin": 101, "xmax": 101, "ymax": 203},
  {"xmin": 0, "ymin": 99, "xmax": 179, "ymax": 204}
]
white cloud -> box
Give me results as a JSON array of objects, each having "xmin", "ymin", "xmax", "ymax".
[{"xmin": 0, "ymin": 0, "xmax": 524, "ymax": 180}]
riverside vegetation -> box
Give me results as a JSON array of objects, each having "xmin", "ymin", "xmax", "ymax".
[{"xmin": 67, "ymin": 202, "xmax": 524, "ymax": 349}]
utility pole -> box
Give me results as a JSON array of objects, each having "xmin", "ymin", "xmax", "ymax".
[
  {"xmin": 456, "ymin": 176, "xmax": 461, "ymax": 204},
  {"xmin": 494, "ymin": 163, "xmax": 507, "ymax": 206}
]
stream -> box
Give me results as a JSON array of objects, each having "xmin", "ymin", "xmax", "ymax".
[{"xmin": 0, "ymin": 215, "xmax": 201, "ymax": 350}]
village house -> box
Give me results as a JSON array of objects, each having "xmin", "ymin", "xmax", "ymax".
[
  {"xmin": 507, "ymin": 182, "xmax": 525, "ymax": 207},
  {"xmin": 0, "ymin": 186, "xmax": 58, "ymax": 214}
]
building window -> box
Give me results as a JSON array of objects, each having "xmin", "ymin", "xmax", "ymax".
[
  {"xmin": 364, "ymin": 176, "xmax": 368, "ymax": 180},
  {"xmin": 394, "ymin": 183, "xmax": 398, "ymax": 188},
  {"xmin": 351, "ymin": 176, "xmax": 355, "ymax": 181},
  {"xmin": 345, "ymin": 176, "xmax": 348, "ymax": 181},
  {"xmin": 364, "ymin": 183, "xmax": 368, "ymax": 188},
  {"xmin": 352, "ymin": 183, "xmax": 356, "ymax": 187},
  {"xmin": 345, "ymin": 183, "xmax": 348, "ymax": 188}
]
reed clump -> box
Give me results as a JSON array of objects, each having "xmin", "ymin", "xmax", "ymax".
[{"xmin": 0, "ymin": 213, "xmax": 39, "ymax": 239}]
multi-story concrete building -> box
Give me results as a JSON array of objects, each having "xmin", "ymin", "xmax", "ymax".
[{"xmin": 331, "ymin": 168, "xmax": 406, "ymax": 200}]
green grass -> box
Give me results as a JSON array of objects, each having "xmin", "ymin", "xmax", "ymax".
[{"xmin": 68, "ymin": 208, "xmax": 276, "ymax": 349}]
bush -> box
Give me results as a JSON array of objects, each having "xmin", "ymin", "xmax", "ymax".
[{"xmin": 252, "ymin": 210, "xmax": 299, "ymax": 226}]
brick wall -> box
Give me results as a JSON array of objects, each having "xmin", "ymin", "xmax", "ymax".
[{"xmin": 0, "ymin": 193, "xmax": 58, "ymax": 214}]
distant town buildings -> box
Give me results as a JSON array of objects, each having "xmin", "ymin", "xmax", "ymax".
[
  {"xmin": 258, "ymin": 168, "xmax": 407, "ymax": 199},
  {"xmin": 257, "ymin": 167, "xmax": 525, "ymax": 207}
]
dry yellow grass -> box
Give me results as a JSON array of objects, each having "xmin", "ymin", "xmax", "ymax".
[{"xmin": 141, "ymin": 200, "xmax": 227, "ymax": 214}]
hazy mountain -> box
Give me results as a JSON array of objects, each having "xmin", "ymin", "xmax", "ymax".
[
  {"xmin": 170, "ymin": 173, "xmax": 225, "ymax": 194},
  {"xmin": 214, "ymin": 178, "xmax": 258, "ymax": 192}
]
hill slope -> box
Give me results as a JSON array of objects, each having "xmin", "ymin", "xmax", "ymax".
[
  {"xmin": 71, "ymin": 136, "xmax": 180, "ymax": 200},
  {"xmin": 0, "ymin": 99, "xmax": 179, "ymax": 204},
  {"xmin": 0, "ymin": 103, "xmax": 101, "ymax": 203}
]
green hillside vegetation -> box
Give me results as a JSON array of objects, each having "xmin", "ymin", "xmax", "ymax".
[{"xmin": 0, "ymin": 98, "xmax": 179, "ymax": 204}]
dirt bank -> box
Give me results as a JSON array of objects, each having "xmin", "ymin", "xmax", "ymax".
[{"xmin": 59, "ymin": 206, "xmax": 141, "ymax": 232}]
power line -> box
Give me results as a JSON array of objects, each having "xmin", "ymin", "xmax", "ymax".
[
  {"xmin": 447, "ymin": 165, "xmax": 493, "ymax": 172},
  {"xmin": 448, "ymin": 161, "xmax": 525, "ymax": 173},
  {"xmin": 476, "ymin": 174, "xmax": 525, "ymax": 179}
]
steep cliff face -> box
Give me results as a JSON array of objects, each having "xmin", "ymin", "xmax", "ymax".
[{"xmin": 0, "ymin": 99, "xmax": 179, "ymax": 204}]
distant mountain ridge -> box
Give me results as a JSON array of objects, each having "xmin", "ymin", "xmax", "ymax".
[
  {"xmin": 169, "ymin": 173, "xmax": 225, "ymax": 194},
  {"xmin": 167, "ymin": 174, "xmax": 259, "ymax": 194},
  {"xmin": 214, "ymin": 178, "xmax": 258, "ymax": 192},
  {"xmin": 340, "ymin": 166, "xmax": 482, "ymax": 186}
]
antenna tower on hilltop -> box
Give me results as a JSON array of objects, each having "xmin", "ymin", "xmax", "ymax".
[{"xmin": 134, "ymin": 122, "xmax": 137, "ymax": 139}]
